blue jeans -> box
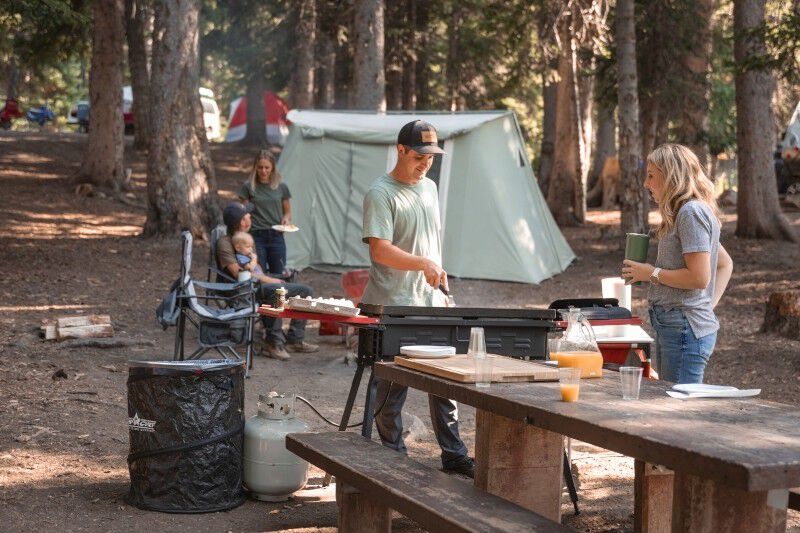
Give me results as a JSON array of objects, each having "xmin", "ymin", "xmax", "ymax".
[
  {"xmin": 252, "ymin": 229, "xmax": 286, "ymax": 275},
  {"xmin": 648, "ymin": 306, "xmax": 717, "ymax": 384}
]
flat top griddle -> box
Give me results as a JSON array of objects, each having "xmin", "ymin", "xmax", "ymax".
[{"xmin": 358, "ymin": 303, "xmax": 556, "ymax": 320}]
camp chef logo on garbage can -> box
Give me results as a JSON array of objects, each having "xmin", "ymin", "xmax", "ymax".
[{"xmin": 128, "ymin": 413, "xmax": 157, "ymax": 433}]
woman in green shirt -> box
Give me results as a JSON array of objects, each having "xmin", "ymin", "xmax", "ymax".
[{"xmin": 238, "ymin": 150, "xmax": 292, "ymax": 275}]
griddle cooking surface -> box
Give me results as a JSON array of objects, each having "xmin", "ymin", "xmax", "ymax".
[{"xmin": 358, "ymin": 304, "xmax": 555, "ymax": 320}]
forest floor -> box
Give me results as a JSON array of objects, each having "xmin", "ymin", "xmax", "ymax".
[{"xmin": 1, "ymin": 130, "xmax": 799, "ymax": 532}]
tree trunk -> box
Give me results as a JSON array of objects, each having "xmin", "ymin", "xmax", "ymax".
[
  {"xmin": 446, "ymin": 3, "xmax": 463, "ymax": 111},
  {"xmin": 640, "ymin": 95, "xmax": 659, "ymax": 159},
  {"xmin": 77, "ymin": 0, "xmax": 125, "ymax": 191},
  {"xmin": 243, "ymin": 75, "xmax": 267, "ymax": 146},
  {"xmin": 6, "ymin": 48, "xmax": 20, "ymax": 100},
  {"xmin": 573, "ymin": 47, "xmax": 594, "ymax": 223},
  {"xmin": 547, "ymin": 16, "xmax": 579, "ymax": 227},
  {"xmin": 352, "ymin": 0, "xmax": 385, "ymax": 111},
  {"xmin": 401, "ymin": 0, "xmax": 417, "ymax": 110},
  {"xmin": 733, "ymin": 0, "xmax": 798, "ymax": 242},
  {"xmin": 675, "ymin": 0, "xmax": 713, "ymax": 170},
  {"xmin": 290, "ymin": 0, "xmax": 316, "ymax": 109},
  {"xmin": 125, "ymin": 0, "xmax": 151, "ymax": 152},
  {"xmin": 414, "ymin": 0, "xmax": 429, "ymax": 110},
  {"xmin": 334, "ymin": 34, "xmax": 352, "ymax": 109},
  {"xmin": 589, "ymin": 103, "xmax": 616, "ymax": 196},
  {"xmin": 384, "ymin": 1, "xmax": 403, "ymax": 111},
  {"xmin": 143, "ymin": 0, "xmax": 219, "ymax": 237},
  {"xmin": 538, "ymin": 79, "xmax": 557, "ymax": 198},
  {"xmin": 315, "ymin": 31, "xmax": 336, "ymax": 109},
  {"xmin": 616, "ymin": 0, "xmax": 648, "ymax": 239}
]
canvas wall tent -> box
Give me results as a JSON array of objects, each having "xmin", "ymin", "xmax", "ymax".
[
  {"xmin": 278, "ymin": 110, "xmax": 575, "ymax": 284},
  {"xmin": 225, "ymin": 91, "xmax": 289, "ymax": 145}
]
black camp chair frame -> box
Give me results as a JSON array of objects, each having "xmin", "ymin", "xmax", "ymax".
[{"xmin": 173, "ymin": 231, "xmax": 258, "ymax": 374}]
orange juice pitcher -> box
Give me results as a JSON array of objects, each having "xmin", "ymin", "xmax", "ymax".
[{"xmin": 550, "ymin": 308, "xmax": 603, "ymax": 378}]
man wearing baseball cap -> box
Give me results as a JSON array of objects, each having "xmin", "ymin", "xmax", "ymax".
[
  {"xmin": 216, "ymin": 201, "xmax": 318, "ymax": 360},
  {"xmin": 360, "ymin": 120, "xmax": 473, "ymax": 477}
]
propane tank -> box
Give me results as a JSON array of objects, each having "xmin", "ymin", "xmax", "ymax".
[{"xmin": 243, "ymin": 392, "xmax": 309, "ymax": 501}]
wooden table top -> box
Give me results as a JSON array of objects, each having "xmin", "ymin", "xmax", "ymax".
[{"xmin": 374, "ymin": 362, "xmax": 800, "ymax": 492}]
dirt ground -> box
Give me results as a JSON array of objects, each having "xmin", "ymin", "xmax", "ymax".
[{"xmin": 1, "ymin": 131, "xmax": 798, "ymax": 532}]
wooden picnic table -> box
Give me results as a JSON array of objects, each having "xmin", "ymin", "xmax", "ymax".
[{"xmin": 374, "ymin": 361, "xmax": 800, "ymax": 532}]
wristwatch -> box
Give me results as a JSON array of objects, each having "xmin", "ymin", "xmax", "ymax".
[{"xmin": 649, "ymin": 267, "xmax": 662, "ymax": 285}]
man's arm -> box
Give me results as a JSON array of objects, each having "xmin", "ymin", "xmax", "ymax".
[{"xmin": 368, "ymin": 238, "xmax": 447, "ymax": 289}]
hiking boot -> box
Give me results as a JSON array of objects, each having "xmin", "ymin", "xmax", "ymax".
[
  {"xmin": 261, "ymin": 343, "xmax": 290, "ymax": 360},
  {"xmin": 286, "ymin": 341, "xmax": 320, "ymax": 353},
  {"xmin": 442, "ymin": 456, "xmax": 475, "ymax": 479}
]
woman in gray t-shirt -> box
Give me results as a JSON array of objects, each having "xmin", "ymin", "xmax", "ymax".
[{"xmin": 622, "ymin": 144, "xmax": 734, "ymax": 384}]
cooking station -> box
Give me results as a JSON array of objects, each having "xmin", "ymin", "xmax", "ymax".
[{"xmin": 336, "ymin": 303, "xmax": 557, "ymax": 437}]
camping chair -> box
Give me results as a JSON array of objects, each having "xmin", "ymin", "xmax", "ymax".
[{"xmin": 174, "ymin": 230, "xmax": 258, "ymax": 373}]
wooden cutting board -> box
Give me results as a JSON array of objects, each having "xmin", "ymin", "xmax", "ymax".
[{"xmin": 394, "ymin": 354, "xmax": 558, "ymax": 383}]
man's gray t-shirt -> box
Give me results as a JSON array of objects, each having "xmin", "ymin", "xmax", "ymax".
[
  {"xmin": 360, "ymin": 174, "xmax": 446, "ymax": 307},
  {"xmin": 648, "ymin": 200, "xmax": 720, "ymax": 338}
]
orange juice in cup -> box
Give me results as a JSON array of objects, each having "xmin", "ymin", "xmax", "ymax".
[
  {"xmin": 558, "ymin": 367, "xmax": 582, "ymax": 402},
  {"xmin": 560, "ymin": 383, "xmax": 580, "ymax": 402}
]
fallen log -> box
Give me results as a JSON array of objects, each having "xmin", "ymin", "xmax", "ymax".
[{"xmin": 761, "ymin": 290, "xmax": 800, "ymax": 340}]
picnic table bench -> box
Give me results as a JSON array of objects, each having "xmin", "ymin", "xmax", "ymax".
[
  {"xmin": 374, "ymin": 361, "xmax": 800, "ymax": 532},
  {"xmin": 286, "ymin": 431, "xmax": 569, "ymax": 532}
]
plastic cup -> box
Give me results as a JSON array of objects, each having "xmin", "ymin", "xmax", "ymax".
[
  {"xmin": 625, "ymin": 233, "xmax": 650, "ymax": 286},
  {"xmin": 474, "ymin": 355, "xmax": 493, "ymax": 388},
  {"xmin": 558, "ymin": 367, "xmax": 582, "ymax": 402},
  {"xmin": 620, "ymin": 366, "xmax": 643, "ymax": 400},
  {"xmin": 468, "ymin": 327, "xmax": 486, "ymax": 357}
]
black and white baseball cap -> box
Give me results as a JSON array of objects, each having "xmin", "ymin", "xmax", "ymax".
[{"xmin": 397, "ymin": 120, "xmax": 446, "ymax": 155}]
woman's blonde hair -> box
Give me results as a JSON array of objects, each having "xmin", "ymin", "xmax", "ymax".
[
  {"xmin": 248, "ymin": 150, "xmax": 282, "ymax": 191},
  {"xmin": 647, "ymin": 143, "xmax": 720, "ymax": 238}
]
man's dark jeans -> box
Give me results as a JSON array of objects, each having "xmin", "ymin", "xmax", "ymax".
[{"xmin": 258, "ymin": 282, "xmax": 312, "ymax": 346}]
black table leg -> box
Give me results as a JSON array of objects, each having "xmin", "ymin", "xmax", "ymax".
[{"xmin": 563, "ymin": 450, "xmax": 580, "ymax": 515}]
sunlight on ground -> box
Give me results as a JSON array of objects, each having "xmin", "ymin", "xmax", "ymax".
[
  {"xmin": 0, "ymin": 450, "xmax": 124, "ymax": 487},
  {"xmin": 0, "ymin": 169, "xmax": 63, "ymax": 180},
  {"xmin": 0, "ymin": 304, "xmax": 94, "ymax": 312},
  {"xmin": 586, "ymin": 208, "xmax": 664, "ymax": 227},
  {"xmin": 2, "ymin": 209, "xmax": 143, "ymax": 239}
]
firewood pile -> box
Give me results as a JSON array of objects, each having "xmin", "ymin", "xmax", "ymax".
[{"xmin": 41, "ymin": 315, "xmax": 114, "ymax": 341}]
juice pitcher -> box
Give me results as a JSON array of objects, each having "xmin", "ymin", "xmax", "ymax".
[{"xmin": 549, "ymin": 308, "xmax": 603, "ymax": 378}]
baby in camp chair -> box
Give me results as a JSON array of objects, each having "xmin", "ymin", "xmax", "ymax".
[{"xmin": 231, "ymin": 231, "xmax": 272, "ymax": 283}]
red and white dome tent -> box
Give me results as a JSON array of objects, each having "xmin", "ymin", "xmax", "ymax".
[{"xmin": 224, "ymin": 91, "xmax": 290, "ymax": 146}]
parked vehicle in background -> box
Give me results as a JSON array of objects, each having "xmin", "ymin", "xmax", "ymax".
[
  {"xmin": 777, "ymin": 100, "xmax": 800, "ymax": 194},
  {"xmin": 0, "ymin": 98, "xmax": 23, "ymax": 129},
  {"xmin": 67, "ymin": 100, "xmax": 90, "ymax": 132},
  {"xmin": 67, "ymin": 86, "xmax": 221, "ymax": 140},
  {"xmin": 198, "ymin": 87, "xmax": 221, "ymax": 140},
  {"xmin": 26, "ymin": 104, "xmax": 55, "ymax": 127}
]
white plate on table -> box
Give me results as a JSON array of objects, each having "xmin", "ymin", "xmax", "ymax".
[
  {"xmin": 399, "ymin": 346, "xmax": 456, "ymax": 359},
  {"xmin": 672, "ymin": 384, "xmax": 737, "ymax": 394},
  {"xmin": 272, "ymin": 224, "xmax": 299, "ymax": 232},
  {"xmin": 666, "ymin": 388, "xmax": 761, "ymax": 399}
]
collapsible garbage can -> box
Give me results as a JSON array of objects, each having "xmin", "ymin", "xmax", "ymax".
[{"xmin": 126, "ymin": 359, "xmax": 246, "ymax": 513}]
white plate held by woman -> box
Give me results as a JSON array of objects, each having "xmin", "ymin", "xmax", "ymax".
[
  {"xmin": 272, "ymin": 224, "xmax": 299, "ymax": 232},
  {"xmin": 399, "ymin": 346, "xmax": 456, "ymax": 359}
]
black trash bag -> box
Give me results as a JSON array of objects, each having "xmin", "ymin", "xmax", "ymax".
[{"xmin": 127, "ymin": 359, "xmax": 246, "ymax": 513}]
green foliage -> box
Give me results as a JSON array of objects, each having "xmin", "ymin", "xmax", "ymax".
[
  {"xmin": 708, "ymin": 4, "xmax": 736, "ymax": 156},
  {"xmin": 0, "ymin": 0, "xmax": 90, "ymax": 125},
  {"xmin": 762, "ymin": 3, "xmax": 800, "ymax": 83}
]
